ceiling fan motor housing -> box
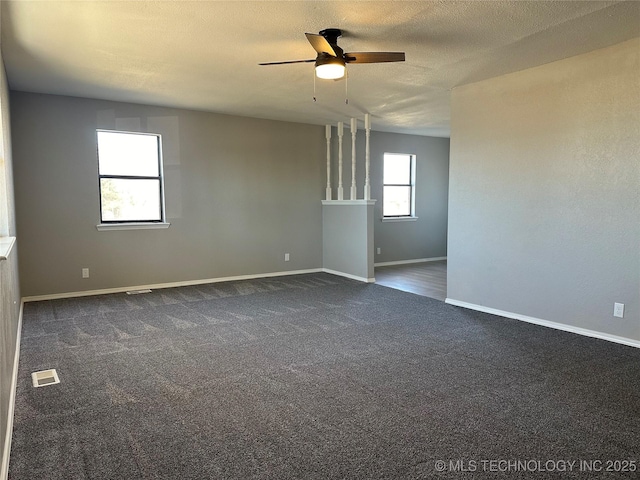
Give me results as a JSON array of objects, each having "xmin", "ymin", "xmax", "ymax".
[
  {"xmin": 318, "ymin": 28, "xmax": 343, "ymax": 46},
  {"xmin": 315, "ymin": 52, "xmax": 345, "ymax": 67}
]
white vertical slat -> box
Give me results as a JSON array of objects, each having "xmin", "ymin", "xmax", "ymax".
[
  {"xmin": 325, "ymin": 125, "xmax": 332, "ymax": 200},
  {"xmin": 337, "ymin": 122, "xmax": 344, "ymax": 200},
  {"xmin": 350, "ymin": 118, "xmax": 358, "ymax": 200},
  {"xmin": 364, "ymin": 114, "xmax": 371, "ymax": 200}
]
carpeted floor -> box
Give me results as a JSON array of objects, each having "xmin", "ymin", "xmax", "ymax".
[{"xmin": 9, "ymin": 273, "xmax": 640, "ymax": 479}]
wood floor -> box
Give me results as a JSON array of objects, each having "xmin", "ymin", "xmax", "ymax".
[{"xmin": 374, "ymin": 260, "xmax": 447, "ymax": 301}]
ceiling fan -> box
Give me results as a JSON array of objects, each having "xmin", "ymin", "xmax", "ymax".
[{"xmin": 259, "ymin": 28, "xmax": 405, "ymax": 80}]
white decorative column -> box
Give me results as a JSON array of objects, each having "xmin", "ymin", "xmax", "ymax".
[
  {"xmin": 325, "ymin": 124, "xmax": 332, "ymax": 200},
  {"xmin": 364, "ymin": 114, "xmax": 371, "ymax": 200},
  {"xmin": 350, "ymin": 118, "xmax": 358, "ymax": 200},
  {"xmin": 337, "ymin": 121, "xmax": 344, "ymax": 200}
]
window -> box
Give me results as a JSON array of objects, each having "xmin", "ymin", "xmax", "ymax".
[
  {"xmin": 383, "ymin": 153, "xmax": 416, "ymax": 218},
  {"xmin": 97, "ymin": 130, "xmax": 165, "ymax": 224}
]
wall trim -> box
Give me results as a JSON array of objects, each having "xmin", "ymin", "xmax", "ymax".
[
  {"xmin": 374, "ymin": 256, "xmax": 447, "ymax": 267},
  {"xmin": 22, "ymin": 268, "xmax": 324, "ymax": 302},
  {"xmin": 1, "ymin": 301, "xmax": 23, "ymax": 480},
  {"xmin": 445, "ymin": 298, "xmax": 640, "ymax": 349},
  {"xmin": 322, "ymin": 268, "xmax": 375, "ymax": 283}
]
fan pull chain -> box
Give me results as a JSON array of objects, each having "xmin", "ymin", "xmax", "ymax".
[
  {"xmin": 345, "ymin": 69, "xmax": 349, "ymax": 104},
  {"xmin": 313, "ymin": 71, "xmax": 317, "ymax": 102}
]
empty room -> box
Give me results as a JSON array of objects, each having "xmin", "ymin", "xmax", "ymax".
[{"xmin": 1, "ymin": 1, "xmax": 639, "ymax": 479}]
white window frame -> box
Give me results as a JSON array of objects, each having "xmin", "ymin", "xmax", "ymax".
[
  {"xmin": 382, "ymin": 152, "xmax": 417, "ymax": 221},
  {"xmin": 95, "ymin": 130, "xmax": 169, "ymax": 231}
]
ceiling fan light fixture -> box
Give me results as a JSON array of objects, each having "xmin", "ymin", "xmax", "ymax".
[{"xmin": 315, "ymin": 56, "xmax": 346, "ymax": 79}]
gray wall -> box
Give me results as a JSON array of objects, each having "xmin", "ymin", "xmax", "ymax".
[
  {"xmin": 330, "ymin": 129, "xmax": 449, "ymax": 264},
  {"xmin": 448, "ymin": 38, "xmax": 640, "ymax": 341},
  {"xmin": 12, "ymin": 92, "xmax": 326, "ymax": 296},
  {"xmin": 0, "ymin": 51, "xmax": 21, "ymax": 475},
  {"xmin": 322, "ymin": 203, "xmax": 374, "ymax": 281}
]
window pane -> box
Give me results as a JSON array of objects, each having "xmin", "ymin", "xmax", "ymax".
[
  {"xmin": 383, "ymin": 154, "xmax": 411, "ymax": 185},
  {"xmin": 97, "ymin": 131, "xmax": 159, "ymax": 176},
  {"xmin": 383, "ymin": 186, "xmax": 411, "ymax": 216},
  {"xmin": 100, "ymin": 178, "xmax": 161, "ymax": 221}
]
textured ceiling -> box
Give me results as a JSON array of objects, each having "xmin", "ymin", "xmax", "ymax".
[{"xmin": 2, "ymin": 1, "xmax": 639, "ymax": 137}]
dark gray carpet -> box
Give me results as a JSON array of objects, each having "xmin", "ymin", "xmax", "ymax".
[{"xmin": 9, "ymin": 273, "xmax": 640, "ymax": 479}]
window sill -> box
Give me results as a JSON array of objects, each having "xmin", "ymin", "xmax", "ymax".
[
  {"xmin": 96, "ymin": 222, "xmax": 171, "ymax": 231},
  {"xmin": 0, "ymin": 236, "xmax": 16, "ymax": 260},
  {"xmin": 381, "ymin": 216, "xmax": 418, "ymax": 223}
]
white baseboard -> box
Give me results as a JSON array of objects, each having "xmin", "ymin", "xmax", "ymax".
[
  {"xmin": 1, "ymin": 301, "xmax": 23, "ymax": 480},
  {"xmin": 374, "ymin": 256, "xmax": 447, "ymax": 267},
  {"xmin": 322, "ymin": 268, "xmax": 375, "ymax": 283},
  {"xmin": 22, "ymin": 268, "xmax": 324, "ymax": 302},
  {"xmin": 445, "ymin": 298, "xmax": 640, "ymax": 349}
]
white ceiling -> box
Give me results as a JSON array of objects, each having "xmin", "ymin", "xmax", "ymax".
[{"xmin": 2, "ymin": 1, "xmax": 639, "ymax": 137}]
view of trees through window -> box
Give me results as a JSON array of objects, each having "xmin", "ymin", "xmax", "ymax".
[{"xmin": 97, "ymin": 131, "xmax": 164, "ymax": 222}]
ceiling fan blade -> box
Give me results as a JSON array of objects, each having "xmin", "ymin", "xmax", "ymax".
[
  {"xmin": 305, "ymin": 33, "xmax": 337, "ymax": 56},
  {"xmin": 259, "ymin": 59, "xmax": 315, "ymax": 66},
  {"xmin": 344, "ymin": 52, "xmax": 405, "ymax": 64}
]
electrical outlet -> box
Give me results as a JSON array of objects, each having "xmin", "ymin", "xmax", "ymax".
[
  {"xmin": 82, "ymin": 268, "xmax": 89, "ymax": 279},
  {"xmin": 614, "ymin": 303, "xmax": 624, "ymax": 318},
  {"xmin": 377, "ymin": 247, "xmax": 381, "ymax": 255},
  {"xmin": 284, "ymin": 253, "xmax": 290, "ymax": 262}
]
